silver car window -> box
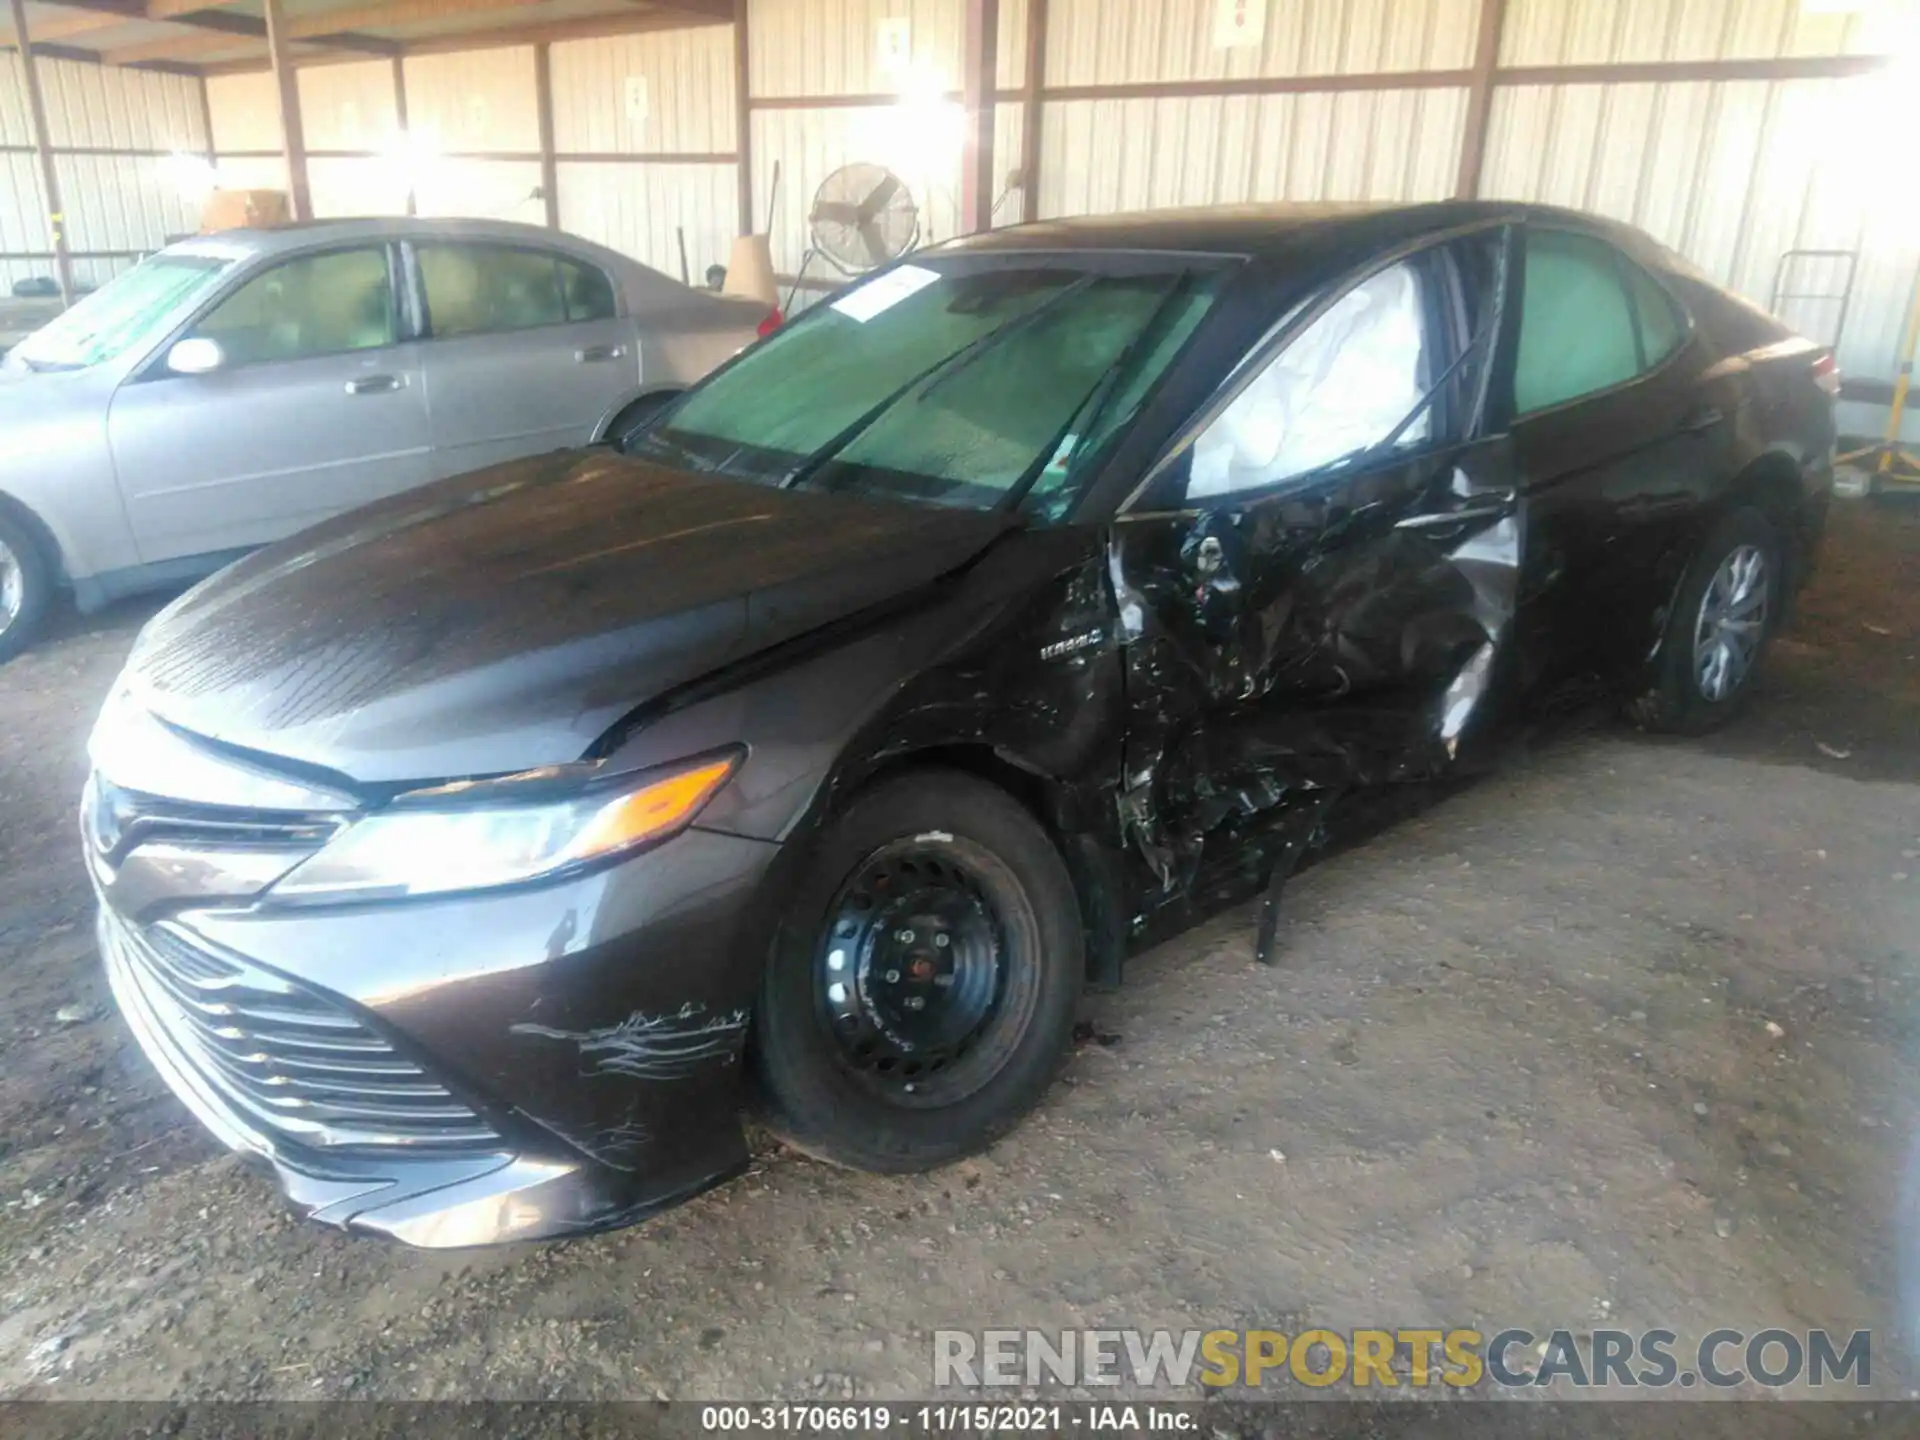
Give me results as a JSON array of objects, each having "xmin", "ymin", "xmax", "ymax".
[
  {"xmin": 189, "ymin": 247, "xmax": 398, "ymax": 367},
  {"xmin": 417, "ymin": 244, "xmax": 614, "ymax": 337}
]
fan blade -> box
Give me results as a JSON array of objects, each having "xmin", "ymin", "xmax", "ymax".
[
  {"xmin": 860, "ymin": 220, "xmax": 892, "ymax": 268},
  {"xmin": 857, "ymin": 173, "xmax": 903, "ymax": 224},
  {"xmin": 813, "ymin": 200, "xmax": 862, "ymax": 226}
]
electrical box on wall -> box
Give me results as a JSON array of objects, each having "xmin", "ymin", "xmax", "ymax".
[
  {"xmin": 876, "ymin": 17, "xmax": 912, "ymax": 77},
  {"xmin": 1214, "ymin": 0, "xmax": 1265, "ymax": 49},
  {"xmin": 625, "ymin": 76, "xmax": 650, "ymax": 127}
]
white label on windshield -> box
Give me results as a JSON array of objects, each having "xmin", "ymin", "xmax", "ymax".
[{"xmin": 831, "ymin": 263, "xmax": 940, "ymax": 323}]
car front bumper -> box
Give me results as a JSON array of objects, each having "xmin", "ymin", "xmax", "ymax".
[{"xmin": 95, "ymin": 824, "xmax": 782, "ymax": 1247}]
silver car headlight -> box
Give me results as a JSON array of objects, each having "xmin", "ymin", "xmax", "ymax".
[{"xmin": 270, "ymin": 752, "xmax": 739, "ymax": 904}]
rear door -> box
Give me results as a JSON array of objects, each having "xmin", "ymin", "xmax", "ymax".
[
  {"xmin": 1109, "ymin": 227, "xmax": 1522, "ymax": 893},
  {"xmin": 411, "ymin": 241, "xmax": 637, "ymax": 479},
  {"xmin": 1503, "ymin": 226, "xmax": 1735, "ymax": 688},
  {"xmin": 107, "ymin": 243, "xmax": 432, "ymax": 565}
]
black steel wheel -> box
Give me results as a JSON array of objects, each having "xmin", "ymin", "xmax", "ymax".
[
  {"xmin": 753, "ymin": 770, "xmax": 1083, "ymax": 1172},
  {"xmin": 815, "ymin": 835, "xmax": 1040, "ymax": 1108}
]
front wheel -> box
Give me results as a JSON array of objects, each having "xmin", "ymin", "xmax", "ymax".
[
  {"xmin": 0, "ymin": 510, "xmax": 54, "ymax": 664},
  {"xmin": 1628, "ymin": 506, "xmax": 1782, "ymax": 735},
  {"xmin": 752, "ymin": 770, "xmax": 1084, "ymax": 1173}
]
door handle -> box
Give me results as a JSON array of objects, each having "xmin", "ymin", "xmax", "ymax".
[
  {"xmin": 1678, "ymin": 403, "xmax": 1724, "ymax": 435},
  {"xmin": 575, "ymin": 343, "xmax": 628, "ymax": 363},
  {"xmin": 1395, "ymin": 501, "xmax": 1511, "ymax": 531},
  {"xmin": 345, "ymin": 374, "xmax": 403, "ymax": 395}
]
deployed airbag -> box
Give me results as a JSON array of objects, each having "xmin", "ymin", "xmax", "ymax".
[{"xmin": 1190, "ymin": 261, "xmax": 1429, "ymax": 498}]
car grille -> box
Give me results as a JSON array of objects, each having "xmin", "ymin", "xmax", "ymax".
[
  {"xmin": 83, "ymin": 775, "xmax": 340, "ymax": 873},
  {"xmin": 103, "ymin": 908, "xmax": 501, "ymax": 1154}
]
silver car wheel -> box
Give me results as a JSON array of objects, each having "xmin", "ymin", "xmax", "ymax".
[
  {"xmin": 0, "ymin": 540, "xmax": 22, "ymax": 636},
  {"xmin": 1693, "ymin": 543, "xmax": 1770, "ymax": 703}
]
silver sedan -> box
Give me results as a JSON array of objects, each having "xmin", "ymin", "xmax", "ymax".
[{"xmin": 0, "ymin": 217, "xmax": 769, "ymax": 658}]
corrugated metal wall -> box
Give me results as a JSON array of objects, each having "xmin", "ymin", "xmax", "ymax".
[
  {"xmin": 1044, "ymin": 0, "xmax": 1479, "ymax": 84},
  {"xmin": 206, "ymin": 69, "xmax": 286, "ymax": 199},
  {"xmin": 1038, "ymin": 88, "xmax": 1468, "ymax": 216},
  {"xmin": 299, "ymin": 60, "xmax": 407, "ymax": 219},
  {"xmin": 552, "ymin": 25, "xmax": 740, "ymax": 283},
  {"xmin": 0, "ymin": 52, "xmax": 208, "ymax": 292},
  {"xmin": 203, "ymin": 36, "xmax": 736, "ymax": 277},
  {"xmin": 1498, "ymin": 0, "xmax": 1871, "ymax": 64},
  {"xmin": 1029, "ymin": 0, "xmax": 1474, "ymax": 222}
]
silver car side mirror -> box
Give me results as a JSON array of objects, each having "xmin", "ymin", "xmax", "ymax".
[{"xmin": 166, "ymin": 337, "xmax": 225, "ymax": 375}]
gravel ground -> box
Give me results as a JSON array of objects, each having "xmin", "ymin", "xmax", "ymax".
[{"xmin": 0, "ymin": 498, "xmax": 1915, "ymax": 1404}]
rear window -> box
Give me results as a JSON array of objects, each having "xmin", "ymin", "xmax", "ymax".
[
  {"xmin": 1625, "ymin": 262, "xmax": 1687, "ymax": 368},
  {"xmin": 1514, "ymin": 229, "xmax": 1641, "ymax": 414},
  {"xmin": 419, "ymin": 243, "xmax": 617, "ymax": 337}
]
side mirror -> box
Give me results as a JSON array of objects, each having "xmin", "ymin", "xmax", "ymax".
[{"xmin": 165, "ymin": 337, "xmax": 224, "ymax": 375}]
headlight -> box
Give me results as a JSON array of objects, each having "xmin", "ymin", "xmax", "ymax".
[{"xmin": 270, "ymin": 753, "xmax": 738, "ymax": 904}]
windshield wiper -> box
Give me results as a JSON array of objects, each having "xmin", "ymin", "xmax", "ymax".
[
  {"xmin": 998, "ymin": 273, "xmax": 1194, "ymax": 515},
  {"xmin": 779, "ymin": 275, "xmax": 1099, "ymax": 493}
]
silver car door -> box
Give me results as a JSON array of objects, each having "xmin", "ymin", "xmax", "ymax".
[
  {"xmin": 412, "ymin": 241, "xmax": 637, "ymax": 479},
  {"xmin": 106, "ymin": 243, "xmax": 431, "ymax": 565}
]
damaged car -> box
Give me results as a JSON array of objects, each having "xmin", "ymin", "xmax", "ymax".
[{"xmin": 85, "ymin": 202, "xmax": 1835, "ymax": 1246}]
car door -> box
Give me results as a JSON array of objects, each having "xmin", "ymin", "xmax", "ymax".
[
  {"xmin": 1109, "ymin": 228, "xmax": 1523, "ymax": 897},
  {"xmin": 412, "ymin": 241, "xmax": 638, "ymax": 480},
  {"xmin": 106, "ymin": 243, "xmax": 432, "ymax": 565},
  {"xmin": 1502, "ymin": 225, "xmax": 1735, "ymax": 689}
]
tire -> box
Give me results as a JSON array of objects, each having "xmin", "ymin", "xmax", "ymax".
[
  {"xmin": 1627, "ymin": 506, "xmax": 1782, "ymax": 735},
  {"xmin": 605, "ymin": 390, "xmax": 681, "ymax": 447},
  {"xmin": 0, "ymin": 508, "xmax": 54, "ymax": 664},
  {"xmin": 752, "ymin": 769, "xmax": 1085, "ymax": 1173}
]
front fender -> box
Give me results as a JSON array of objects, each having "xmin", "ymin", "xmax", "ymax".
[
  {"xmin": 0, "ymin": 374, "xmax": 140, "ymax": 587},
  {"xmin": 595, "ymin": 529, "xmax": 1119, "ymax": 845}
]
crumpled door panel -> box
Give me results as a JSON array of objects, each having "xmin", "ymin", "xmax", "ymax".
[{"xmin": 1110, "ymin": 440, "xmax": 1523, "ymax": 928}]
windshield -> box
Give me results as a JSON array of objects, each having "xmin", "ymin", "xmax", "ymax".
[
  {"xmin": 630, "ymin": 257, "xmax": 1223, "ymax": 523},
  {"xmin": 12, "ymin": 254, "xmax": 233, "ymax": 371}
]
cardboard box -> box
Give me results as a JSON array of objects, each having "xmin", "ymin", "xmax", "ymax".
[{"xmin": 199, "ymin": 188, "xmax": 292, "ymax": 233}]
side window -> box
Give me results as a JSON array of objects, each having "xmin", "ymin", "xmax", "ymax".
[
  {"xmin": 1625, "ymin": 260, "xmax": 1686, "ymax": 369},
  {"xmin": 189, "ymin": 247, "xmax": 395, "ymax": 367},
  {"xmin": 419, "ymin": 244, "xmax": 569, "ymax": 338},
  {"xmin": 1188, "ymin": 259, "xmax": 1434, "ymax": 501},
  {"xmin": 560, "ymin": 257, "xmax": 617, "ymax": 322},
  {"xmin": 1513, "ymin": 230, "xmax": 1640, "ymax": 414}
]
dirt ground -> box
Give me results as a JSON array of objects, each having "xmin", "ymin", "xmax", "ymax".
[{"xmin": 0, "ymin": 499, "xmax": 1916, "ymax": 1405}]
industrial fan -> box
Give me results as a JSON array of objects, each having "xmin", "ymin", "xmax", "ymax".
[
  {"xmin": 810, "ymin": 162, "xmax": 920, "ymax": 273},
  {"xmin": 783, "ymin": 162, "xmax": 920, "ymax": 312}
]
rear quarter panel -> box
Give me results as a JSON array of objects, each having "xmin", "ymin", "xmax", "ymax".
[
  {"xmin": 1674, "ymin": 277, "xmax": 1837, "ymax": 584},
  {"xmin": 629, "ymin": 283, "xmax": 763, "ymax": 390}
]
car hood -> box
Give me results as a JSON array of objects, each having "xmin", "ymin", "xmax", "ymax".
[
  {"xmin": 0, "ymin": 355, "xmax": 110, "ymax": 407},
  {"xmin": 122, "ymin": 449, "xmax": 1015, "ymax": 787}
]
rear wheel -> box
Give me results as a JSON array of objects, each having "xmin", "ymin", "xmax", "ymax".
[
  {"xmin": 752, "ymin": 770, "xmax": 1084, "ymax": 1172},
  {"xmin": 1628, "ymin": 506, "xmax": 1781, "ymax": 734},
  {"xmin": 0, "ymin": 510, "xmax": 53, "ymax": 664}
]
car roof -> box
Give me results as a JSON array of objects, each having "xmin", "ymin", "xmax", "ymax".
[
  {"xmin": 937, "ymin": 199, "xmax": 1647, "ymax": 263},
  {"xmin": 162, "ymin": 216, "xmax": 649, "ymax": 273}
]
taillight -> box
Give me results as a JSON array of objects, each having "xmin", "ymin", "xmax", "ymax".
[
  {"xmin": 756, "ymin": 308, "xmax": 784, "ymax": 338},
  {"xmin": 1813, "ymin": 353, "xmax": 1840, "ymax": 397}
]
